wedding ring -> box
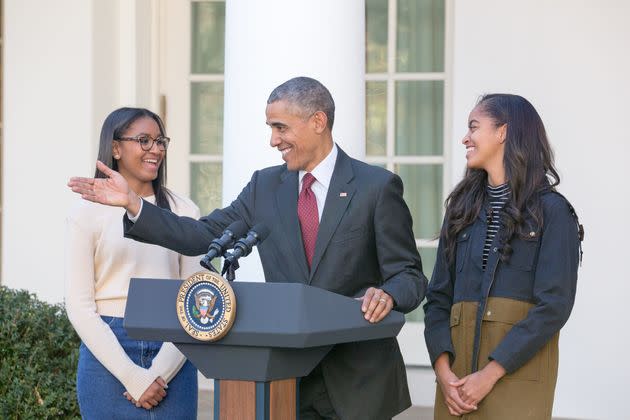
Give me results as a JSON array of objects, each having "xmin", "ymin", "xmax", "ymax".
[{"xmin": 378, "ymin": 298, "xmax": 387, "ymax": 303}]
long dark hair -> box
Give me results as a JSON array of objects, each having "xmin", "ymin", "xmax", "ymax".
[
  {"xmin": 442, "ymin": 94, "xmax": 559, "ymax": 264},
  {"xmin": 95, "ymin": 107, "xmax": 172, "ymax": 210}
]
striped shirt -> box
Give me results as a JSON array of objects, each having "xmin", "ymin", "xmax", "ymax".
[{"xmin": 482, "ymin": 183, "xmax": 510, "ymax": 270}]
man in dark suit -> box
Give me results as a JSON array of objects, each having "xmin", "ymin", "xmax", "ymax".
[{"xmin": 69, "ymin": 77, "xmax": 427, "ymax": 419}]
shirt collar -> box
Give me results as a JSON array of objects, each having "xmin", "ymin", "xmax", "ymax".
[{"xmin": 299, "ymin": 143, "xmax": 338, "ymax": 190}]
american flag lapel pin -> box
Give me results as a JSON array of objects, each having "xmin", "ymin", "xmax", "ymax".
[{"xmin": 339, "ymin": 192, "xmax": 347, "ymax": 197}]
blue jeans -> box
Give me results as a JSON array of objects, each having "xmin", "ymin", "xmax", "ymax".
[{"xmin": 76, "ymin": 316, "xmax": 198, "ymax": 419}]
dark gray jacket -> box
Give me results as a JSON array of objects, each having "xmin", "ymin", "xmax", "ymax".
[
  {"xmin": 125, "ymin": 147, "xmax": 427, "ymax": 420},
  {"xmin": 424, "ymin": 191, "xmax": 581, "ymax": 418},
  {"xmin": 424, "ymin": 191, "xmax": 581, "ymax": 374}
]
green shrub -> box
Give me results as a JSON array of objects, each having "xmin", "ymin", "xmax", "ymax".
[{"xmin": 0, "ymin": 286, "xmax": 81, "ymax": 419}]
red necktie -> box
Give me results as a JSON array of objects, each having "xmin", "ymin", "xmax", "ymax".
[{"xmin": 298, "ymin": 173, "xmax": 319, "ymax": 269}]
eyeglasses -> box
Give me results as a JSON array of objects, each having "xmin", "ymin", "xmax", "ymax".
[{"xmin": 116, "ymin": 135, "xmax": 171, "ymax": 151}]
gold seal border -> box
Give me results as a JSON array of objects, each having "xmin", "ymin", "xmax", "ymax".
[{"xmin": 176, "ymin": 271, "xmax": 237, "ymax": 342}]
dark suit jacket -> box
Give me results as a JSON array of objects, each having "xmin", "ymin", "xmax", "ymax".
[{"xmin": 124, "ymin": 147, "xmax": 427, "ymax": 419}]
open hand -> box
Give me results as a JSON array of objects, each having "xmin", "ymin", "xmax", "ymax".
[{"xmin": 68, "ymin": 161, "xmax": 139, "ymax": 213}]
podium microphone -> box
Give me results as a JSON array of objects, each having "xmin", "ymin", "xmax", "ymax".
[
  {"xmin": 200, "ymin": 220, "xmax": 249, "ymax": 271},
  {"xmin": 225, "ymin": 223, "xmax": 271, "ymax": 266}
]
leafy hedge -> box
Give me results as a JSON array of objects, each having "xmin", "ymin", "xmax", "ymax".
[{"xmin": 0, "ymin": 286, "xmax": 81, "ymax": 418}]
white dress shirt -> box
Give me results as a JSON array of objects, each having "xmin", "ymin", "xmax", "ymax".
[{"xmin": 298, "ymin": 143, "xmax": 338, "ymax": 222}]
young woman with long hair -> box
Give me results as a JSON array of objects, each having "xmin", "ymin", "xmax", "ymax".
[
  {"xmin": 424, "ymin": 94, "xmax": 583, "ymax": 419},
  {"xmin": 65, "ymin": 108, "xmax": 200, "ymax": 418}
]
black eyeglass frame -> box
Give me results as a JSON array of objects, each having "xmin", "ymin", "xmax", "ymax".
[{"xmin": 116, "ymin": 135, "xmax": 171, "ymax": 151}]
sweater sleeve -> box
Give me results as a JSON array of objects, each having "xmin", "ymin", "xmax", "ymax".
[
  {"xmin": 64, "ymin": 215, "xmax": 156, "ymax": 401},
  {"xmin": 145, "ymin": 200, "xmax": 203, "ymax": 384}
]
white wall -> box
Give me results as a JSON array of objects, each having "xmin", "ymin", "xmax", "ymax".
[
  {"xmin": 451, "ymin": 1, "xmax": 630, "ymax": 418},
  {"xmin": 2, "ymin": 0, "xmax": 155, "ymax": 302},
  {"xmin": 221, "ymin": 0, "xmax": 366, "ymax": 280},
  {"xmin": 3, "ymin": 0, "xmax": 96, "ymax": 302}
]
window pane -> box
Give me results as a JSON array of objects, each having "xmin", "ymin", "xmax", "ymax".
[
  {"xmin": 395, "ymin": 164, "xmax": 442, "ymax": 239},
  {"xmin": 366, "ymin": 0, "xmax": 388, "ymax": 73},
  {"xmin": 406, "ymin": 298, "xmax": 426, "ymax": 322},
  {"xmin": 191, "ymin": 162, "xmax": 222, "ymax": 215},
  {"xmin": 405, "ymin": 246, "xmax": 438, "ymax": 322},
  {"xmin": 366, "ymin": 81, "xmax": 387, "ymax": 156},
  {"xmin": 191, "ymin": 1, "xmax": 225, "ymax": 74},
  {"xmin": 420, "ymin": 246, "xmax": 438, "ymax": 282},
  {"xmin": 191, "ymin": 82, "xmax": 223, "ymax": 155},
  {"xmin": 397, "ymin": 0, "xmax": 445, "ymax": 72},
  {"xmin": 395, "ymin": 81, "xmax": 443, "ymax": 156}
]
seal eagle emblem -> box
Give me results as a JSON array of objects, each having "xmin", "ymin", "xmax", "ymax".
[
  {"xmin": 193, "ymin": 288, "xmax": 218, "ymax": 324},
  {"xmin": 176, "ymin": 271, "xmax": 236, "ymax": 341}
]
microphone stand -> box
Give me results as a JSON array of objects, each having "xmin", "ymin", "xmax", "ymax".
[
  {"xmin": 219, "ymin": 223, "xmax": 269, "ymax": 281},
  {"xmin": 221, "ymin": 252, "xmax": 239, "ymax": 281}
]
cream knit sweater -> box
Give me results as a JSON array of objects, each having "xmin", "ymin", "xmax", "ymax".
[{"xmin": 65, "ymin": 191, "xmax": 202, "ymax": 401}]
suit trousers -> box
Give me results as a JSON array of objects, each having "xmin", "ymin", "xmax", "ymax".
[
  {"xmin": 300, "ymin": 364, "xmax": 340, "ymax": 420},
  {"xmin": 299, "ymin": 364, "xmax": 394, "ymax": 420}
]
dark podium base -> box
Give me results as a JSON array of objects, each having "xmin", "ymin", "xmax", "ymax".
[{"xmin": 214, "ymin": 378, "xmax": 297, "ymax": 420}]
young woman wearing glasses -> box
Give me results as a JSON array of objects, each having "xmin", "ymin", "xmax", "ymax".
[
  {"xmin": 424, "ymin": 94, "xmax": 583, "ymax": 419},
  {"xmin": 65, "ymin": 107, "xmax": 200, "ymax": 418}
]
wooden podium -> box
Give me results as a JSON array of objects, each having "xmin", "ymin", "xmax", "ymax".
[{"xmin": 124, "ymin": 279, "xmax": 404, "ymax": 419}]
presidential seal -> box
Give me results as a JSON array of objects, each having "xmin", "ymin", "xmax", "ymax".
[{"xmin": 176, "ymin": 271, "xmax": 236, "ymax": 341}]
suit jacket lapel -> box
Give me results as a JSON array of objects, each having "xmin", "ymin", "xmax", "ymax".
[
  {"xmin": 309, "ymin": 149, "xmax": 356, "ymax": 282},
  {"xmin": 276, "ymin": 169, "xmax": 310, "ymax": 281}
]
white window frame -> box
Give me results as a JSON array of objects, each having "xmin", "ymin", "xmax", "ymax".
[
  {"xmin": 158, "ymin": 0, "xmax": 225, "ymax": 202},
  {"xmin": 366, "ymin": 0, "xmax": 453, "ymax": 366},
  {"xmin": 158, "ymin": 0, "xmax": 226, "ymax": 391}
]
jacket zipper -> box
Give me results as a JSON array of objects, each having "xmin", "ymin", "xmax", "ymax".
[{"xmin": 471, "ymin": 249, "xmax": 500, "ymax": 373}]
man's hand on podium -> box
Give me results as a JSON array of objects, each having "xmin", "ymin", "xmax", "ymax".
[{"xmin": 359, "ymin": 287, "xmax": 394, "ymax": 323}]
